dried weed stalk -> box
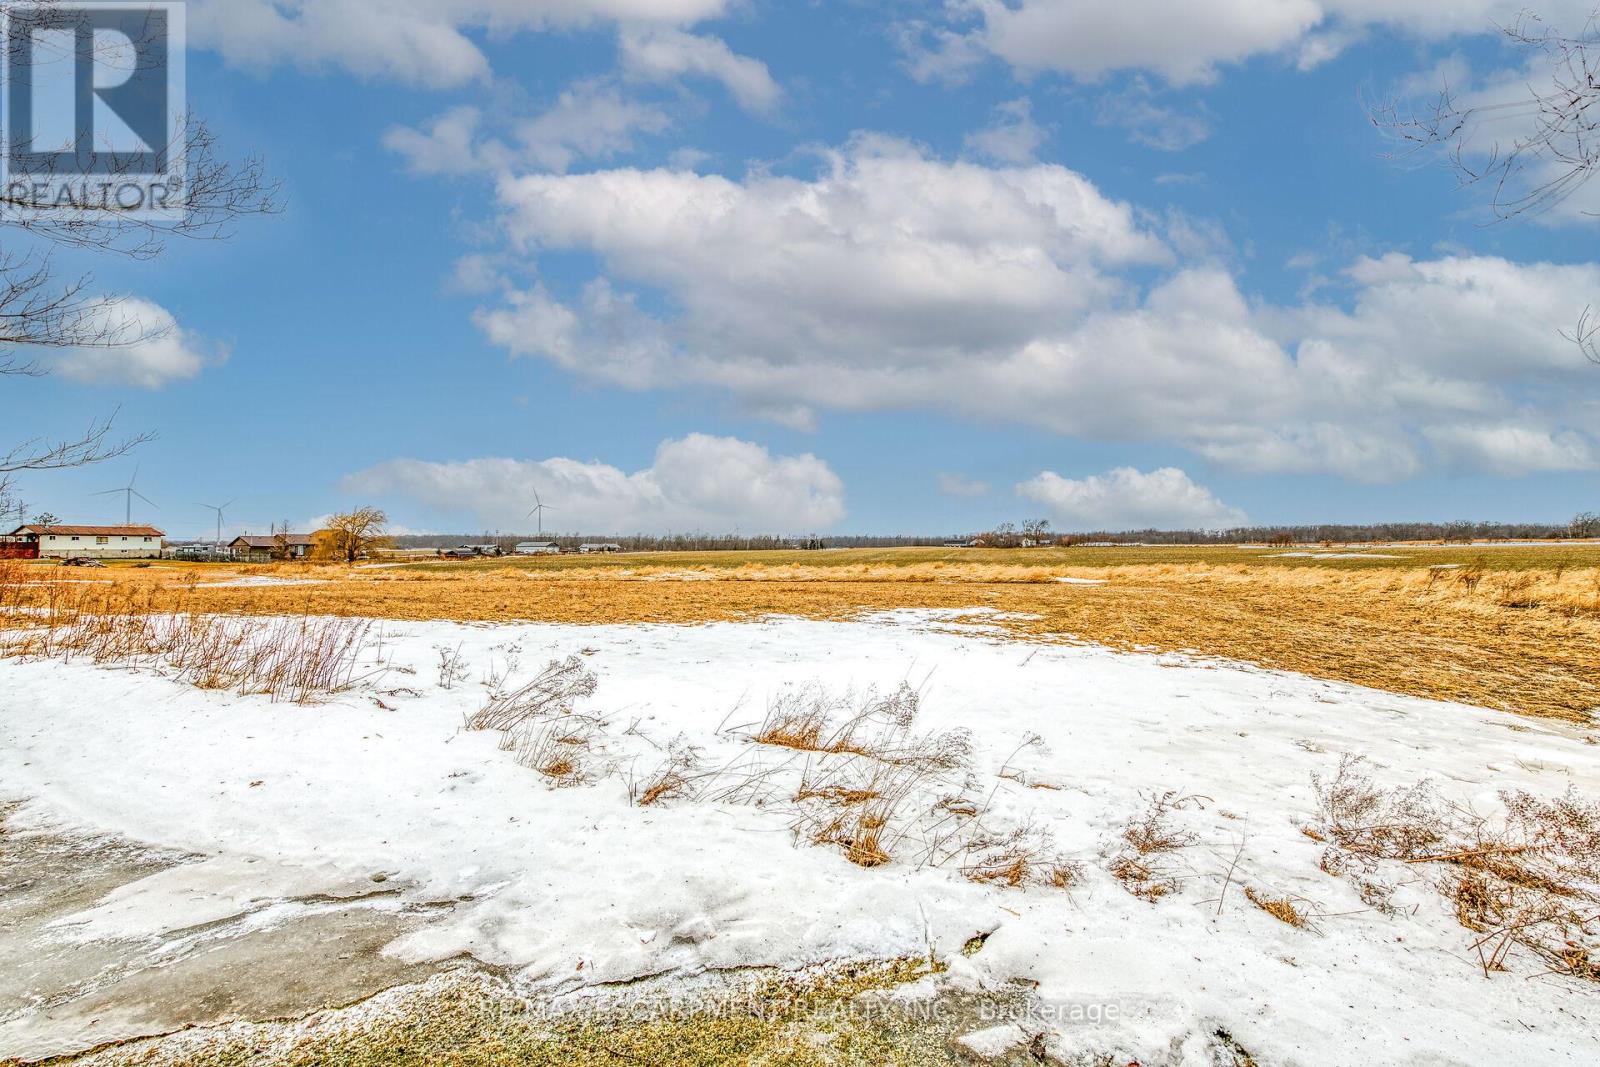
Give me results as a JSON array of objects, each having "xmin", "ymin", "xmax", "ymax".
[
  {"xmin": 1311, "ymin": 756, "xmax": 1600, "ymax": 980},
  {"xmin": 469, "ymin": 656, "xmax": 598, "ymax": 732}
]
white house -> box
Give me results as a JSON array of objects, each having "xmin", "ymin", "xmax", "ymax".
[
  {"xmin": 7, "ymin": 524, "xmax": 165, "ymax": 560},
  {"xmin": 515, "ymin": 541, "xmax": 561, "ymax": 555}
]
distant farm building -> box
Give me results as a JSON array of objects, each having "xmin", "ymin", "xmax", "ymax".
[
  {"xmin": 5, "ymin": 525, "xmax": 165, "ymax": 559},
  {"xmin": 229, "ymin": 534, "xmax": 317, "ymax": 563},
  {"xmin": 168, "ymin": 542, "xmax": 230, "ymax": 562},
  {"xmin": 579, "ymin": 543, "xmax": 622, "ymax": 554},
  {"xmin": 515, "ymin": 541, "xmax": 561, "ymax": 555}
]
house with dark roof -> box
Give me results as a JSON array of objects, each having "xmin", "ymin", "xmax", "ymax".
[
  {"xmin": 228, "ymin": 534, "xmax": 317, "ymax": 563},
  {"xmin": 5, "ymin": 525, "xmax": 165, "ymax": 560}
]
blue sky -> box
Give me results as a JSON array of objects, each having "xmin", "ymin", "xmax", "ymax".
[{"xmin": 7, "ymin": 0, "xmax": 1600, "ymax": 539}]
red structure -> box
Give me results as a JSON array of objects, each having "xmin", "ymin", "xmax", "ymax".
[{"xmin": 0, "ymin": 539, "xmax": 39, "ymax": 560}]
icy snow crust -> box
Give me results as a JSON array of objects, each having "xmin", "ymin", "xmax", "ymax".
[{"xmin": 3, "ymin": 609, "xmax": 1597, "ymax": 1064}]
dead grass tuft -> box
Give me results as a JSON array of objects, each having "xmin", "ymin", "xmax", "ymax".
[
  {"xmin": 0, "ymin": 582, "xmax": 377, "ymax": 703},
  {"xmin": 1310, "ymin": 758, "xmax": 1600, "ymax": 980},
  {"xmin": 960, "ymin": 826, "xmax": 1083, "ymax": 891},
  {"xmin": 1245, "ymin": 887, "xmax": 1309, "ymax": 928},
  {"xmin": 511, "ymin": 718, "xmax": 599, "ymax": 786},
  {"xmin": 468, "ymin": 656, "xmax": 597, "ymax": 732},
  {"xmin": 632, "ymin": 740, "xmax": 701, "ymax": 807},
  {"xmin": 1110, "ymin": 791, "xmax": 1205, "ymax": 902}
]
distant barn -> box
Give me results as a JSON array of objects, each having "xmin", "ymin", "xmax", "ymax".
[
  {"xmin": 578, "ymin": 543, "xmax": 622, "ymax": 554},
  {"xmin": 515, "ymin": 541, "xmax": 561, "ymax": 555},
  {"xmin": 6, "ymin": 525, "xmax": 165, "ymax": 560}
]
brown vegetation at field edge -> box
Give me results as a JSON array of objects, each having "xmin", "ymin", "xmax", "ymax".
[{"xmin": 3, "ymin": 550, "xmax": 1598, "ymax": 721}]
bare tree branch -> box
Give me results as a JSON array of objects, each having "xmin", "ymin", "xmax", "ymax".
[
  {"xmin": 1373, "ymin": 10, "xmax": 1600, "ymax": 365},
  {"xmin": 1372, "ymin": 12, "xmax": 1600, "ymax": 222},
  {"xmin": 0, "ymin": 0, "xmax": 276, "ymax": 485},
  {"xmin": 0, "ymin": 412, "xmax": 154, "ymax": 476},
  {"xmin": 0, "ymin": 115, "xmax": 283, "ymax": 260}
]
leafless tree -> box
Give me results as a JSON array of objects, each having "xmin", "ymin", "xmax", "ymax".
[
  {"xmin": 0, "ymin": 0, "xmax": 279, "ymax": 502},
  {"xmin": 322, "ymin": 508, "xmax": 390, "ymax": 563},
  {"xmin": 1372, "ymin": 10, "xmax": 1600, "ymax": 362}
]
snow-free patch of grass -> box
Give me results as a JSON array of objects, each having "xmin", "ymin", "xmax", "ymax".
[{"xmin": 52, "ymin": 961, "xmax": 998, "ymax": 1067}]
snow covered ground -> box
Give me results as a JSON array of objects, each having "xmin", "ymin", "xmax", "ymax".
[{"xmin": 3, "ymin": 609, "xmax": 1598, "ymax": 1064}]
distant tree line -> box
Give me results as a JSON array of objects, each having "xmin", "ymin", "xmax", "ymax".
[
  {"xmin": 387, "ymin": 533, "xmax": 942, "ymax": 553},
  {"xmin": 1045, "ymin": 518, "xmax": 1597, "ymax": 546},
  {"xmin": 385, "ymin": 514, "xmax": 1598, "ymax": 553}
]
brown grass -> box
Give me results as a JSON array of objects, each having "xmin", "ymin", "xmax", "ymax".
[
  {"xmin": 510, "ymin": 718, "xmax": 598, "ymax": 786},
  {"xmin": 1310, "ymin": 759, "xmax": 1600, "ymax": 980},
  {"xmin": 0, "ymin": 579, "xmax": 375, "ymax": 703},
  {"xmin": 1244, "ymin": 887, "xmax": 1308, "ymax": 928},
  {"xmin": 468, "ymin": 656, "xmax": 597, "ymax": 732},
  {"xmin": 633, "ymin": 742, "xmax": 700, "ymax": 807},
  {"xmin": 5, "ymin": 547, "xmax": 1599, "ymax": 720},
  {"xmin": 1110, "ymin": 791, "xmax": 1202, "ymax": 901}
]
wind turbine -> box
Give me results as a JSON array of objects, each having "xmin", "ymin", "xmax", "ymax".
[
  {"xmin": 200, "ymin": 499, "xmax": 237, "ymax": 546},
  {"xmin": 93, "ymin": 465, "xmax": 156, "ymax": 525},
  {"xmin": 526, "ymin": 485, "xmax": 557, "ymax": 537}
]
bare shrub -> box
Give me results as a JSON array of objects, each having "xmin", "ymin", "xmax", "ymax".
[
  {"xmin": 1311, "ymin": 755, "xmax": 1445, "ymax": 861},
  {"xmin": 742, "ymin": 684, "xmax": 976, "ymax": 870},
  {"xmin": 435, "ymin": 644, "xmax": 471, "ymax": 690},
  {"xmin": 1122, "ymin": 790, "xmax": 1203, "ymax": 854},
  {"xmin": 1110, "ymin": 790, "xmax": 1205, "ymax": 902},
  {"xmin": 754, "ymin": 699, "xmax": 832, "ymax": 752},
  {"xmin": 1110, "ymin": 855, "xmax": 1178, "ymax": 902},
  {"xmin": 1311, "ymin": 758, "xmax": 1600, "ymax": 980},
  {"xmin": 960, "ymin": 823, "xmax": 1081, "ymax": 891},
  {"xmin": 1437, "ymin": 789, "xmax": 1600, "ymax": 980},
  {"xmin": 468, "ymin": 656, "xmax": 598, "ymax": 732},
  {"xmin": 795, "ymin": 744, "xmax": 941, "ymax": 870}
]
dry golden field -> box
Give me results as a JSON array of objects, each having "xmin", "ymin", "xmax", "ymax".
[{"xmin": 4, "ymin": 544, "xmax": 1599, "ymax": 722}]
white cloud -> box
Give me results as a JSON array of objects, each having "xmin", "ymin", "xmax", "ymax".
[
  {"xmin": 188, "ymin": 0, "xmax": 733, "ymax": 86},
  {"xmin": 964, "ymin": 98, "xmax": 1047, "ymax": 164},
  {"xmin": 914, "ymin": 0, "xmax": 1600, "ymax": 86},
  {"xmin": 343, "ymin": 433, "xmax": 845, "ymax": 533},
  {"xmin": 938, "ymin": 473, "xmax": 991, "ymax": 498},
  {"xmin": 448, "ymin": 253, "xmax": 508, "ymax": 294},
  {"xmin": 471, "ymin": 137, "xmax": 1600, "ymax": 482},
  {"xmin": 1093, "ymin": 80, "xmax": 1214, "ymax": 151},
  {"xmin": 619, "ymin": 27, "xmax": 781, "ymax": 113},
  {"xmin": 48, "ymin": 298, "xmax": 220, "ymax": 389},
  {"xmin": 1424, "ymin": 425, "xmax": 1598, "ymax": 476},
  {"xmin": 486, "ymin": 136, "xmax": 1168, "ymax": 414},
  {"xmin": 1018, "ymin": 467, "xmax": 1248, "ymax": 531},
  {"xmin": 517, "ymin": 81, "xmax": 673, "ymax": 172},
  {"xmin": 385, "ymin": 83, "xmax": 671, "ymax": 176},
  {"xmin": 384, "ymin": 106, "xmax": 500, "ymax": 175}
]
